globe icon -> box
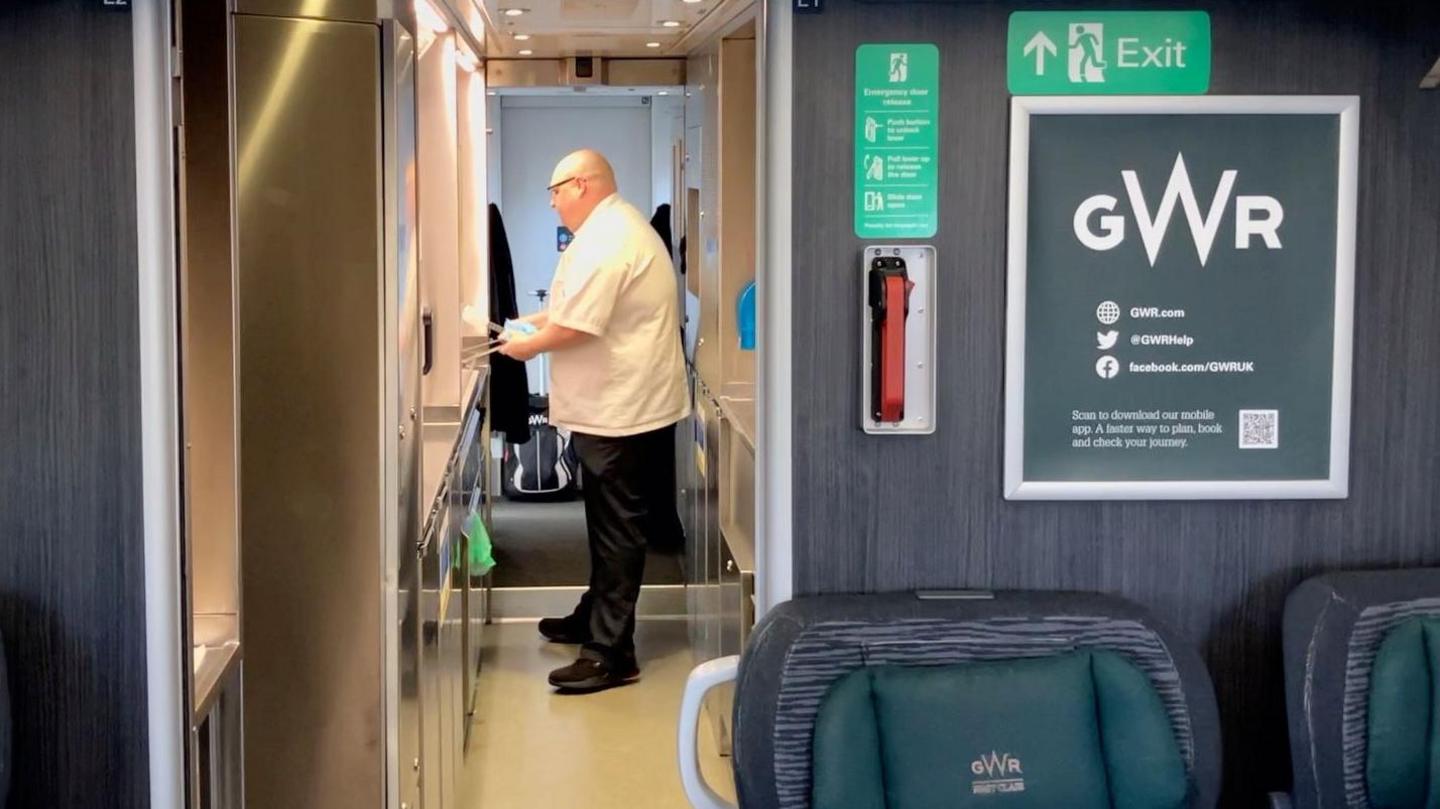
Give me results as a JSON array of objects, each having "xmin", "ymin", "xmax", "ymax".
[{"xmin": 1096, "ymin": 301, "xmax": 1121, "ymax": 325}]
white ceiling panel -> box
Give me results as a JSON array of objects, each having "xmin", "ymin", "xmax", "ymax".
[{"xmin": 482, "ymin": 0, "xmax": 740, "ymax": 57}]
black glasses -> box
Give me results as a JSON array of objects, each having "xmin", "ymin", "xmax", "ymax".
[{"xmin": 547, "ymin": 175, "xmax": 583, "ymax": 192}]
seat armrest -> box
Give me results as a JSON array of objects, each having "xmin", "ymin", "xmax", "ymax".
[{"xmin": 678, "ymin": 656, "xmax": 740, "ymax": 809}]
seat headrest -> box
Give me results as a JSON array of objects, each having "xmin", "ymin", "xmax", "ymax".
[
  {"xmin": 732, "ymin": 593, "xmax": 1221, "ymax": 809},
  {"xmin": 1367, "ymin": 618, "xmax": 1440, "ymax": 809},
  {"xmin": 1281, "ymin": 569, "xmax": 1440, "ymax": 809},
  {"xmin": 811, "ymin": 650, "xmax": 1189, "ymax": 809}
]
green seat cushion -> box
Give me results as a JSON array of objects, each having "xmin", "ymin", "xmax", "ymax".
[
  {"xmin": 1368, "ymin": 618, "xmax": 1440, "ymax": 809},
  {"xmin": 811, "ymin": 651, "xmax": 1188, "ymax": 809},
  {"xmin": 812, "ymin": 664, "xmax": 888, "ymax": 809}
]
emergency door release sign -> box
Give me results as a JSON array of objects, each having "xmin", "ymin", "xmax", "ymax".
[{"xmin": 854, "ymin": 44, "xmax": 939, "ymax": 239}]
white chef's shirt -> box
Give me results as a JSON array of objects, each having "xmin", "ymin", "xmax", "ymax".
[{"xmin": 545, "ymin": 194, "xmax": 689, "ymax": 437}]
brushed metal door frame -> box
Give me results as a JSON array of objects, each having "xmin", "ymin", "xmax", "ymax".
[
  {"xmin": 756, "ymin": 0, "xmax": 795, "ymax": 617},
  {"xmin": 233, "ymin": 12, "xmax": 387, "ymax": 808},
  {"xmin": 235, "ymin": 0, "xmax": 386, "ymax": 24},
  {"xmin": 383, "ymin": 17, "xmax": 423, "ymax": 809},
  {"xmin": 134, "ymin": 0, "xmax": 187, "ymax": 805}
]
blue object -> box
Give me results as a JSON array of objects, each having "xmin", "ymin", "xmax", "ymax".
[
  {"xmin": 737, "ymin": 281, "xmax": 757, "ymax": 351},
  {"xmin": 503, "ymin": 319, "xmax": 537, "ymax": 337}
]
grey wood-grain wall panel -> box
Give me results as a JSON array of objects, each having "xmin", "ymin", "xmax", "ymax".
[
  {"xmin": 792, "ymin": 1, "xmax": 1440, "ymax": 802},
  {"xmin": 0, "ymin": 2, "xmax": 151, "ymax": 807}
]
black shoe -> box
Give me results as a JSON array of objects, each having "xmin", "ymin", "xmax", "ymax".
[
  {"xmin": 538, "ymin": 616, "xmax": 592, "ymax": 645},
  {"xmin": 548, "ymin": 654, "xmax": 640, "ymax": 692}
]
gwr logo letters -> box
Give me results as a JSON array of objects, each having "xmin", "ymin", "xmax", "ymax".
[
  {"xmin": 970, "ymin": 751, "xmax": 1026, "ymax": 795},
  {"xmin": 1073, "ymin": 153, "xmax": 1284, "ymax": 267}
]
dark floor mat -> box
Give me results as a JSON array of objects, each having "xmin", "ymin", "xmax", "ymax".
[{"xmin": 489, "ymin": 500, "xmax": 685, "ymax": 587}]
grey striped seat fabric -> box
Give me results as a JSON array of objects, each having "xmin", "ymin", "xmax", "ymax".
[
  {"xmin": 731, "ymin": 592, "xmax": 1222, "ymax": 809},
  {"xmin": 1282, "ymin": 569, "xmax": 1440, "ymax": 809}
]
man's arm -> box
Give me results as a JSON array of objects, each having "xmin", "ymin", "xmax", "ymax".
[
  {"xmin": 517, "ymin": 311, "xmax": 550, "ymax": 328},
  {"xmin": 497, "ymin": 322, "xmax": 591, "ymax": 362}
]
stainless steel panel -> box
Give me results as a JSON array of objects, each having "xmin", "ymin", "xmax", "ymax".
[
  {"xmin": 399, "ymin": 552, "xmax": 422, "ymax": 809},
  {"xmin": 175, "ymin": 5, "xmax": 244, "ymax": 801},
  {"xmin": 420, "ymin": 533, "xmax": 440, "ymax": 809},
  {"xmin": 178, "ymin": 0, "xmax": 241, "ymax": 623},
  {"xmin": 691, "ymin": 49, "xmax": 723, "ymax": 389},
  {"xmin": 705, "ymin": 397, "xmax": 724, "ymax": 661},
  {"xmin": 699, "ymin": 392, "xmax": 729, "ymax": 748},
  {"xmin": 711, "ymin": 536, "xmax": 742, "ymax": 754},
  {"xmin": 718, "ymin": 409, "xmax": 756, "ymax": 573},
  {"xmin": 190, "ymin": 660, "xmax": 245, "ymax": 809},
  {"xmin": 236, "ymin": 0, "xmax": 385, "ymax": 24},
  {"xmin": 606, "ymin": 59, "xmax": 688, "ymax": 86},
  {"xmin": 739, "ymin": 569, "xmax": 755, "ymax": 649},
  {"xmin": 718, "ymin": 541, "xmax": 742, "ymax": 657},
  {"xmin": 679, "ymin": 392, "xmax": 692, "ymax": 637},
  {"xmin": 457, "ymin": 395, "xmax": 486, "ymax": 729},
  {"xmin": 484, "ymin": 57, "xmax": 687, "ymax": 89},
  {"xmin": 389, "ymin": 19, "xmax": 424, "ymax": 646},
  {"xmin": 443, "ymin": 523, "xmax": 464, "ymax": 804},
  {"xmin": 420, "ymin": 509, "xmax": 459, "ymax": 809},
  {"xmin": 234, "ymin": 13, "xmax": 391, "ymax": 809},
  {"xmin": 386, "ymin": 21, "xmax": 424, "ymax": 809},
  {"xmin": 690, "ymin": 392, "xmax": 721, "ymax": 666},
  {"xmin": 678, "ymin": 388, "xmax": 702, "ymax": 654},
  {"xmin": 191, "ymin": 642, "xmax": 241, "ymax": 724},
  {"xmin": 417, "ymin": 384, "xmax": 484, "ymax": 807},
  {"xmin": 484, "ymin": 59, "xmax": 563, "ymax": 88}
]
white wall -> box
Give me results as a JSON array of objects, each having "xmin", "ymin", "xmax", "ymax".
[
  {"xmin": 650, "ymin": 94, "xmax": 685, "ymax": 214},
  {"xmin": 499, "ymin": 97, "xmax": 654, "ymax": 320},
  {"xmin": 486, "ymin": 94, "xmax": 503, "ymax": 206},
  {"xmin": 417, "ymin": 33, "xmax": 461, "ymax": 407},
  {"xmin": 459, "ymin": 67, "xmax": 488, "ymax": 340}
]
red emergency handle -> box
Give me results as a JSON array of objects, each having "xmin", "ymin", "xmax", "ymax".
[{"xmin": 869, "ymin": 260, "xmax": 913, "ymax": 423}]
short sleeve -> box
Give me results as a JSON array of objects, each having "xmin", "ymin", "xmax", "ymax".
[{"xmin": 549, "ymin": 247, "xmax": 629, "ymax": 337}]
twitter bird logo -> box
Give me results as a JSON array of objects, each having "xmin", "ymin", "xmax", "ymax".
[{"xmin": 1096, "ymin": 330, "xmax": 1119, "ymax": 350}]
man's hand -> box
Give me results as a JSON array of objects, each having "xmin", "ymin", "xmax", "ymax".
[
  {"xmin": 497, "ymin": 334, "xmax": 540, "ymax": 362},
  {"xmin": 495, "ymin": 322, "xmax": 594, "ymax": 363}
]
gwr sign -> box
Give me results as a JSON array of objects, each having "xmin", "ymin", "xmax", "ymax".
[{"xmin": 1073, "ymin": 154, "xmax": 1284, "ymax": 267}]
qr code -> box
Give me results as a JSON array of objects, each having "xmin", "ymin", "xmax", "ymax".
[{"xmin": 1239, "ymin": 410, "xmax": 1279, "ymax": 449}]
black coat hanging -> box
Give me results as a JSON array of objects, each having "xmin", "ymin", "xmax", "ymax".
[{"xmin": 488, "ymin": 203, "xmax": 531, "ymax": 444}]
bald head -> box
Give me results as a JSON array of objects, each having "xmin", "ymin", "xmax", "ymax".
[
  {"xmin": 549, "ymin": 149, "xmax": 619, "ymax": 231},
  {"xmin": 551, "ymin": 149, "xmax": 617, "ymax": 193}
]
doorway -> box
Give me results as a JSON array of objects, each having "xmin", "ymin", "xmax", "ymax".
[
  {"xmin": 486, "ymin": 88, "xmax": 687, "ymax": 600},
  {"xmin": 463, "ymin": 1, "xmax": 763, "ymax": 806}
]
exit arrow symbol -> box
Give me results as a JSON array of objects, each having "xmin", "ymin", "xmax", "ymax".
[{"xmin": 1023, "ymin": 31, "xmax": 1058, "ymax": 75}]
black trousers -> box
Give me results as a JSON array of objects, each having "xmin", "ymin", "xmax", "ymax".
[{"xmin": 567, "ymin": 424, "xmax": 683, "ymax": 663}]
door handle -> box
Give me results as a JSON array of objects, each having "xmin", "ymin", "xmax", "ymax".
[
  {"xmin": 422, "ymin": 307, "xmax": 434, "ymax": 376},
  {"xmin": 868, "ymin": 257, "xmax": 913, "ymax": 423}
]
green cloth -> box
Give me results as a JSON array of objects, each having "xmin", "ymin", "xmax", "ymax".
[{"xmin": 462, "ymin": 511, "xmax": 496, "ymax": 576}]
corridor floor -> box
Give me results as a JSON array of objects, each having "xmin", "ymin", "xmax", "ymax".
[{"xmin": 461, "ymin": 618, "xmax": 736, "ymax": 808}]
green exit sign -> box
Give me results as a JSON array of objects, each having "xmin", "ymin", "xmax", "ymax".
[{"xmin": 1008, "ymin": 11, "xmax": 1211, "ymax": 95}]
